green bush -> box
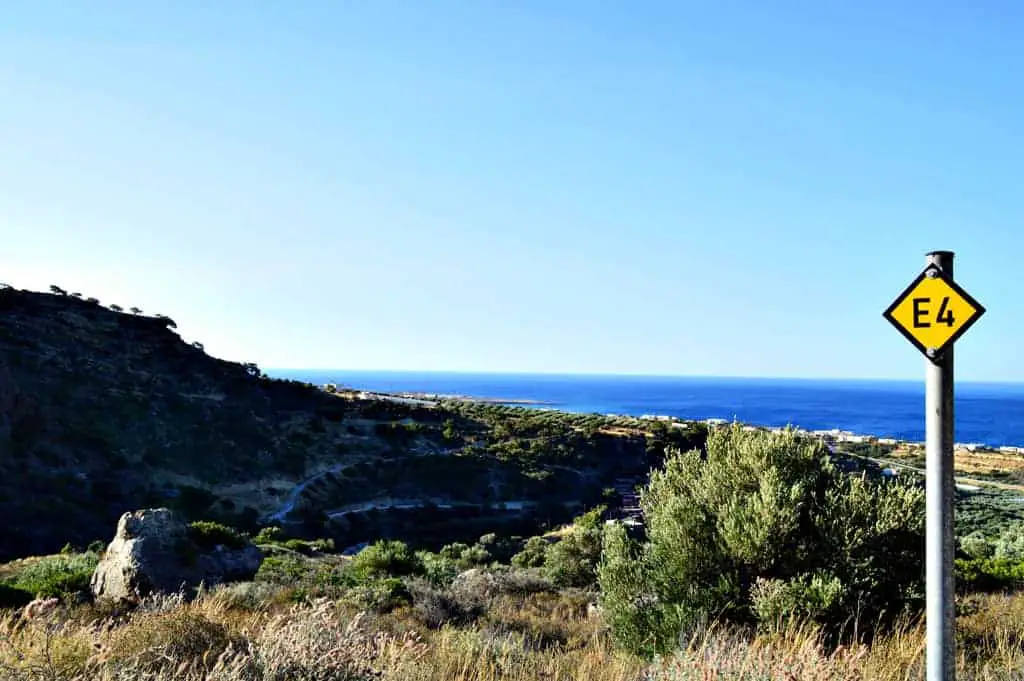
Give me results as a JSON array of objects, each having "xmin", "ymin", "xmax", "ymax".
[
  {"xmin": 993, "ymin": 523, "xmax": 1024, "ymax": 561},
  {"xmin": 253, "ymin": 526, "xmax": 284, "ymax": 545},
  {"xmin": 960, "ymin": 530, "xmax": 995, "ymax": 559},
  {"xmin": 458, "ymin": 545, "xmax": 493, "ymax": 570},
  {"xmin": 187, "ymin": 521, "xmax": 247, "ymax": 550},
  {"xmin": 255, "ymin": 555, "xmax": 309, "ymax": 585},
  {"xmin": 542, "ymin": 506, "xmax": 605, "ymax": 588},
  {"xmin": 956, "ymin": 557, "xmax": 1024, "ymax": 592},
  {"xmin": 440, "ymin": 542, "xmax": 471, "ymax": 561},
  {"xmin": 475, "ymin": 533, "xmax": 520, "ymax": 564},
  {"xmin": 512, "ymin": 536, "xmax": 549, "ymax": 569},
  {"xmin": 598, "ymin": 425, "xmax": 925, "ymax": 659},
  {"xmin": 280, "ymin": 539, "xmax": 314, "ymax": 555},
  {"xmin": 310, "ymin": 538, "xmax": 335, "ymax": 553},
  {"xmin": 436, "ymin": 541, "xmax": 496, "ymax": 571},
  {"xmin": 750, "ymin": 573, "xmax": 845, "ymax": 628},
  {"xmin": 442, "ymin": 419, "xmax": 458, "ymax": 442},
  {"xmin": 350, "ymin": 540, "xmax": 423, "ymax": 580},
  {"xmin": 342, "ymin": 577, "xmax": 411, "ymax": 613},
  {"xmin": 416, "ymin": 551, "xmax": 459, "ymax": 587},
  {"xmin": 11, "ymin": 551, "xmax": 101, "ymax": 599}
]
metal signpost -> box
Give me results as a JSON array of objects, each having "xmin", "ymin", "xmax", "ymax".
[{"xmin": 883, "ymin": 251, "xmax": 986, "ymax": 681}]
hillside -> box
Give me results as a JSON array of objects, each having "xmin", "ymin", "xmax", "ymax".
[{"xmin": 0, "ymin": 285, "xmax": 698, "ymax": 561}]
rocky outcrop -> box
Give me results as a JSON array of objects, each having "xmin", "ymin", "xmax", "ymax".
[{"xmin": 90, "ymin": 508, "xmax": 263, "ymax": 602}]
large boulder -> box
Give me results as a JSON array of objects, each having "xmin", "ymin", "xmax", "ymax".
[{"xmin": 90, "ymin": 508, "xmax": 262, "ymax": 602}]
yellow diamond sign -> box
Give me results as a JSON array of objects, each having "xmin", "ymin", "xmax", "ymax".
[{"xmin": 883, "ymin": 265, "xmax": 985, "ymax": 360}]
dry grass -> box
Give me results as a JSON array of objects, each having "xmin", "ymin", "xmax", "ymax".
[
  {"xmin": 647, "ymin": 596, "xmax": 1024, "ymax": 681},
  {"xmin": 890, "ymin": 444, "xmax": 1024, "ymax": 477},
  {"xmin": 2, "ymin": 585, "xmax": 1024, "ymax": 680}
]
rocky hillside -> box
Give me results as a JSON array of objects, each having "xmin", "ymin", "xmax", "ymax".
[{"xmin": 0, "ymin": 285, "xmax": 698, "ymax": 561}]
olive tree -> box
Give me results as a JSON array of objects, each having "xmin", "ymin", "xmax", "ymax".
[{"xmin": 598, "ymin": 424, "xmax": 924, "ymax": 658}]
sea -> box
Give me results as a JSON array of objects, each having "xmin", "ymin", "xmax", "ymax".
[{"xmin": 267, "ymin": 370, "xmax": 1024, "ymax": 449}]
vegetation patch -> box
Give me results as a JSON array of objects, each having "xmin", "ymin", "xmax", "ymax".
[
  {"xmin": 186, "ymin": 521, "xmax": 247, "ymax": 551},
  {"xmin": 3, "ymin": 550, "xmax": 100, "ymax": 600},
  {"xmin": 598, "ymin": 425, "xmax": 926, "ymax": 659}
]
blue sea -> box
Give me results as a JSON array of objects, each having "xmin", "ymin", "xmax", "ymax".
[{"xmin": 268, "ymin": 370, "xmax": 1024, "ymax": 448}]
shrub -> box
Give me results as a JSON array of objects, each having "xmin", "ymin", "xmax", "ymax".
[
  {"xmin": 542, "ymin": 506, "xmax": 605, "ymax": 588},
  {"xmin": 439, "ymin": 542, "xmax": 470, "ymax": 561},
  {"xmin": 350, "ymin": 540, "xmax": 423, "ymax": 580},
  {"xmin": 458, "ymin": 545, "xmax": 493, "ymax": 570},
  {"xmin": 253, "ymin": 602, "xmax": 420, "ymax": 679},
  {"xmin": 994, "ymin": 523, "xmax": 1024, "ymax": 561},
  {"xmin": 961, "ymin": 530, "xmax": 995, "ymax": 559},
  {"xmin": 187, "ymin": 521, "xmax": 247, "ymax": 550},
  {"xmin": 282, "ymin": 539, "xmax": 315, "ymax": 556},
  {"xmin": 956, "ymin": 557, "xmax": 1024, "ymax": 592},
  {"xmin": 598, "ymin": 425, "xmax": 925, "ymax": 659},
  {"xmin": 512, "ymin": 536, "xmax": 550, "ymax": 569},
  {"xmin": 437, "ymin": 541, "xmax": 495, "ymax": 571},
  {"xmin": 254, "ymin": 526, "xmax": 284, "ymax": 545},
  {"xmin": 450, "ymin": 568, "xmax": 500, "ymax": 607},
  {"xmin": 256, "ymin": 555, "xmax": 310, "ymax": 585},
  {"xmin": 476, "ymin": 533, "xmax": 520, "ymax": 564},
  {"xmin": 11, "ymin": 551, "xmax": 100, "ymax": 599},
  {"xmin": 208, "ymin": 581, "xmax": 288, "ymax": 611},
  {"xmin": 750, "ymin": 573, "xmax": 845, "ymax": 628},
  {"xmin": 416, "ymin": 551, "xmax": 458, "ymax": 587},
  {"xmin": 490, "ymin": 566, "xmax": 554, "ymax": 597},
  {"xmin": 342, "ymin": 577, "xmax": 411, "ymax": 614},
  {"xmin": 406, "ymin": 577, "xmax": 485, "ymax": 628},
  {"xmin": 310, "ymin": 538, "xmax": 335, "ymax": 553},
  {"xmin": 102, "ymin": 608, "xmax": 242, "ymax": 675}
]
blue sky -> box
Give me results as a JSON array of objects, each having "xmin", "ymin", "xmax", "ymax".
[{"xmin": 2, "ymin": 2, "xmax": 1021, "ymax": 380}]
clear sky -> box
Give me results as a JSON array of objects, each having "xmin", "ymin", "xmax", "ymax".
[{"xmin": 2, "ymin": 2, "xmax": 1021, "ymax": 381}]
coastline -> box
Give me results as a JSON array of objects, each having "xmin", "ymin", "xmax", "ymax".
[{"xmin": 337, "ymin": 386, "xmax": 1024, "ymax": 456}]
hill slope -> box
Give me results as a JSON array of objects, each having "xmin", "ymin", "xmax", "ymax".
[{"xmin": 0, "ymin": 286, "xmax": 683, "ymax": 560}]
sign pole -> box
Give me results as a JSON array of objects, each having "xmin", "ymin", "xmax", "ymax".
[
  {"xmin": 884, "ymin": 250, "xmax": 984, "ymax": 679},
  {"xmin": 925, "ymin": 250, "xmax": 956, "ymax": 681}
]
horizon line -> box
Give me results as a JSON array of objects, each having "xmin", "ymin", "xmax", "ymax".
[{"xmin": 264, "ymin": 368, "xmax": 1024, "ymax": 385}]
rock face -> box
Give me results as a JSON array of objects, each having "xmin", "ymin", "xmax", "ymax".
[{"xmin": 90, "ymin": 508, "xmax": 263, "ymax": 602}]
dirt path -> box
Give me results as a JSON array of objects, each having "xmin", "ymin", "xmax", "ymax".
[{"xmin": 265, "ymin": 463, "xmax": 349, "ymax": 523}]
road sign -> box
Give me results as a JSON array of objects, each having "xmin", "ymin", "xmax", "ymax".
[
  {"xmin": 883, "ymin": 263, "xmax": 985, "ymax": 360},
  {"xmin": 884, "ymin": 251, "xmax": 986, "ymax": 681}
]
